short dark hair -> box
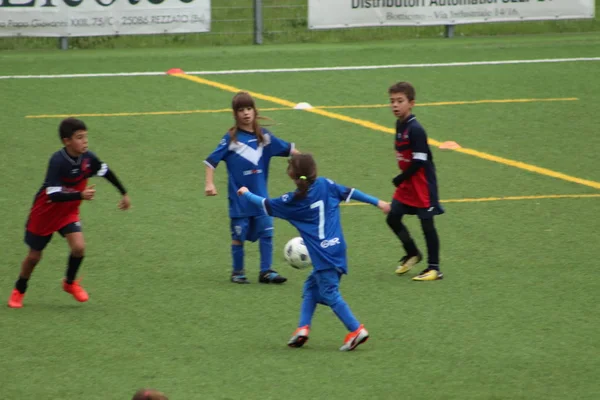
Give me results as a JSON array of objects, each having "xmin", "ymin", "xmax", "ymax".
[
  {"xmin": 388, "ymin": 82, "xmax": 416, "ymax": 102},
  {"xmin": 59, "ymin": 118, "xmax": 87, "ymax": 140}
]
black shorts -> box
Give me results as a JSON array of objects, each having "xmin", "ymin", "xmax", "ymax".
[
  {"xmin": 390, "ymin": 199, "xmax": 445, "ymax": 220},
  {"xmin": 24, "ymin": 221, "xmax": 82, "ymax": 252}
]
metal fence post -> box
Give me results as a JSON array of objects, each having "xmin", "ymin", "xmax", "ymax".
[
  {"xmin": 59, "ymin": 36, "xmax": 69, "ymax": 50},
  {"xmin": 444, "ymin": 25, "xmax": 455, "ymax": 38},
  {"xmin": 254, "ymin": 0, "xmax": 263, "ymax": 45}
]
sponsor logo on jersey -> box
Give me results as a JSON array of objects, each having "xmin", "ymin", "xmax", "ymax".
[
  {"xmin": 243, "ymin": 168, "xmax": 263, "ymax": 176},
  {"xmin": 321, "ymin": 237, "xmax": 341, "ymax": 249}
]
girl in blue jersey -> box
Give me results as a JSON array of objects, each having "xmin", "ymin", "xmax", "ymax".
[
  {"xmin": 204, "ymin": 92, "xmax": 301, "ymax": 284},
  {"xmin": 237, "ymin": 153, "xmax": 390, "ymax": 351}
]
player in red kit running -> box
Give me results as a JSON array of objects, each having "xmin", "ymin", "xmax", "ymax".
[
  {"xmin": 8, "ymin": 118, "xmax": 131, "ymax": 308},
  {"xmin": 386, "ymin": 82, "xmax": 444, "ymax": 281}
]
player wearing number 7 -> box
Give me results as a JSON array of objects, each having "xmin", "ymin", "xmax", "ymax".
[
  {"xmin": 8, "ymin": 118, "xmax": 130, "ymax": 308},
  {"xmin": 237, "ymin": 153, "xmax": 390, "ymax": 351}
]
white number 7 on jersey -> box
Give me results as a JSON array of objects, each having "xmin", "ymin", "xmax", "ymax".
[{"xmin": 310, "ymin": 200, "xmax": 325, "ymax": 240}]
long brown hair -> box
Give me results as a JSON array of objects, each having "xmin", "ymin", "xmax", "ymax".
[
  {"xmin": 131, "ymin": 389, "xmax": 168, "ymax": 400},
  {"xmin": 228, "ymin": 91, "xmax": 266, "ymax": 144},
  {"xmin": 287, "ymin": 153, "xmax": 318, "ymax": 199}
]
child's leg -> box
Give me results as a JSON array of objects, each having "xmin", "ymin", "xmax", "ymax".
[
  {"xmin": 258, "ymin": 237, "xmax": 272, "ymax": 273},
  {"xmin": 316, "ymin": 269, "xmax": 360, "ymax": 332},
  {"xmin": 231, "ymin": 240, "xmax": 244, "ymax": 272},
  {"xmin": 64, "ymin": 231, "xmax": 85, "ymax": 284},
  {"xmin": 15, "ymin": 249, "xmax": 43, "ymax": 294},
  {"xmin": 230, "ymin": 218, "xmax": 248, "ymax": 273},
  {"xmin": 420, "ymin": 217, "xmax": 440, "ymax": 270},
  {"xmin": 256, "ymin": 216, "xmax": 274, "ymax": 273},
  {"xmin": 251, "ymin": 215, "xmax": 275, "ymax": 273},
  {"xmin": 61, "ymin": 225, "xmax": 89, "ymax": 301},
  {"xmin": 252, "ymin": 216, "xmax": 286, "ymax": 283},
  {"xmin": 386, "ymin": 200, "xmax": 419, "ymax": 256},
  {"xmin": 298, "ymin": 273, "xmax": 318, "ymax": 327},
  {"xmin": 15, "ymin": 231, "xmax": 52, "ymax": 294}
]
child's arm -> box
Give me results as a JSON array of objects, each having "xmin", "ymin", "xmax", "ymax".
[
  {"xmin": 102, "ymin": 170, "xmax": 130, "ymax": 210},
  {"xmin": 348, "ymin": 188, "xmax": 390, "ymax": 214},
  {"xmin": 49, "ymin": 186, "xmax": 95, "ymax": 202},
  {"xmin": 392, "ymin": 163, "xmax": 423, "ymax": 187},
  {"xmin": 45, "ymin": 156, "xmax": 94, "ymax": 202},
  {"xmin": 237, "ymin": 187, "xmax": 270, "ymax": 215},
  {"xmin": 205, "ymin": 164, "xmax": 217, "ymax": 196},
  {"xmin": 393, "ymin": 126, "xmax": 428, "ymax": 187},
  {"xmin": 89, "ymin": 154, "xmax": 130, "ymax": 210},
  {"xmin": 204, "ymin": 134, "xmax": 231, "ymax": 196}
]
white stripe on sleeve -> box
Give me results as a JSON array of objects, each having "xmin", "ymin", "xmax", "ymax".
[
  {"xmin": 204, "ymin": 160, "xmax": 216, "ymax": 169},
  {"xmin": 413, "ymin": 152, "xmax": 428, "ymax": 161},
  {"xmin": 261, "ymin": 199, "xmax": 269, "ymax": 215},
  {"xmin": 345, "ymin": 188, "xmax": 355, "ymax": 203},
  {"xmin": 46, "ymin": 186, "xmax": 62, "ymax": 195},
  {"xmin": 96, "ymin": 162, "xmax": 108, "ymax": 177}
]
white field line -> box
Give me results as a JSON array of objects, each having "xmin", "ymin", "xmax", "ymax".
[{"xmin": 1, "ymin": 57, "xmax": 599, "ymax": 80}]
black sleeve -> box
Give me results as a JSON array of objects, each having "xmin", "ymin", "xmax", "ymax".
[
  {"xmin": 392, "ymin": 126, "xmax": 428, "ymax": 187},
  {"xmin": 392, "ymin": 162, "xmax": 424, "ymax": 187},
  {"xmin": 104, "ymin": 169, "xmax": 127, "ymax": 195},
  {"xmin": 49, "ymin": 191, "xmax": 82, "ymax": 202}
]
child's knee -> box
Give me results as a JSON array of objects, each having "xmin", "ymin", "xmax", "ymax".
[
  {"xmin": 71, "ymin": 245, "xmax": 85, "ymax": 258},
  {"xmin": 420, "ymin": 218, "xmax": 436, "ymax": 233},
  {"xmin": 319, "ymin": 288, "xmax": 342, "ymax": 307},
  {"xmin": 387, "ymin": 213, "xmax": 405, "ymax": 230},
  {"xmin": 232, "ymin": 240, "xmax": 243, "ymax": 246},
  {"xmin": 27, "ymin": 250, "xmax": 42, "ymax": 264}
]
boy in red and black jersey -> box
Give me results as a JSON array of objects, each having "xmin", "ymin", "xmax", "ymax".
[
  {"xmin": 8, "ymin": 118, "xmax": 131, "ymax": 308},
  {"xmin": 387, "ymin": 82, "xmax": 444, "ymax": 281}
]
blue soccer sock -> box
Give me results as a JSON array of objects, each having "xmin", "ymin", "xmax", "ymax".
[
  {"xmin": 259, "ymin": 236, "xmax": 273, "ymax": 272},
  {"xmin": 298, "ymin": 293, "xmax": 317, "ymax": 327},
  {"xmin": 231, "ymin": 244, "xmax": 244, "ymax": 273},
  {"xmin": 331, "ymin": 298, "xmax": 361, "ymax": 332}
]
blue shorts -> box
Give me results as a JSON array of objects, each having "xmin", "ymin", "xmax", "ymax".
[
  {"xmin": 302, "ymin": 268, "xmax": 343, "ymax": 307},
  {"xmin": 24, "ymin": 221, "xmax": 82, "ymax": 252},
  {"xmin": 230, "ymin": 215, "xmax": 273, "ymax": 243}
]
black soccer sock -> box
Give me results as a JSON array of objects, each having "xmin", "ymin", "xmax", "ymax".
[
  {"xmin": 65, "ymin": 254, "xmax": 84, "ymax": 284},
  {"xmin": 15, "ymin": 276, "xmax": 29, "ymax": 294},
  {"xmin": 386, "ymin": 213, "xmax": 419, "ymax": 256},
  {"xmin": 421, "ymin": 218, "xmax": 440, "ymax": 270}
]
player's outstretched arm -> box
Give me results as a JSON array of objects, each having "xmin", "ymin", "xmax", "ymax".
[
  {"xmin": 237, "ymin": 187, "xmax": 271, "ymax": 215},
  {"xmin": 348, "ymin": 188, "xmax": 390, "ymax": 214}
]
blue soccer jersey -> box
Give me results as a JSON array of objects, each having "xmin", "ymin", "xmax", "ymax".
[
  {"xmin": 264, "ymin": 177, "xmax": 354, "ymax": 273},
  {"xmin": 204, "ymin": 128, "xmax": 294, "ymax": 218}
]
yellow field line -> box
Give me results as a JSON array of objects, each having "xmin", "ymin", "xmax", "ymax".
[
  {"xmin": 342, "ymin": 193, "xmax": 600, "ymax": 206},
  {"xmin": 24, "ymin": 98, "xmax": 578, "ymax": 119},
  {"xmin": 316, "ymin": 98, "xmax": 580, "ymax": 109},
  {"xmin": 172, "ymin": 74, "xmax": 600, "ymax": 190}
]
